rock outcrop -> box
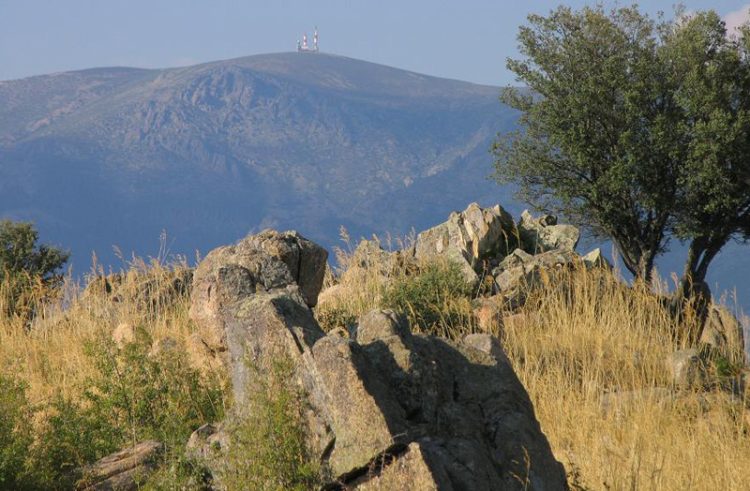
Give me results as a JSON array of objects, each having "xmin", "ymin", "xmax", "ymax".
[
  {"xmin": 188, "ymin": 229, "xmax": 568, "ymax": 490},
  {"xmin": 492, "ymin": 248, "xmax": 580, "ymax": 308},
  {"xmin": 414, "ymin": 203, "xmax": 518, "ymax": 286},
  {"xmin": 189, "ymin": 229, "xmax": 328, "ymax": 355},
  {"xmin": 518, "ymin": 210, "xmax": 579, "ymax": 254}
]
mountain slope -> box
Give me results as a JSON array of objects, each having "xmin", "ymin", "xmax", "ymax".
[
  {"xmin": 0, "ymin": 52, "xmax": 746, "ymax": 313},
  {"xmin": 0, "ymin": 53, "xmax": 516, "ymax": 263}
]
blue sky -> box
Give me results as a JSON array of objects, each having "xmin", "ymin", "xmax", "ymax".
[{"xmin": 1, "ymin": 1, "xmax": 749, "ymax": 85}]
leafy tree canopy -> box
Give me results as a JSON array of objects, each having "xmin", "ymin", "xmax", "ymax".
[
  {"xmin": 0, "ymin": 220, "xmax": 69, "ymax": 283},
  {"xmin": 494, "ymin": 5, "xmax": 750, "ymax": 295}
]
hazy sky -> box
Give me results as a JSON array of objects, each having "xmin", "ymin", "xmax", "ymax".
[{"xmin": 1, "ymin": 1, "xmax": 749, "ymax": 85}]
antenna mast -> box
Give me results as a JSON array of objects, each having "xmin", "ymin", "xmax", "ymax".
[{"xmin": 297, "ymin": 26, "xmax": 320, "ymax": 53}]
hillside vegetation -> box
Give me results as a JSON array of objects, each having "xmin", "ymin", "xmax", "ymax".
[{"xmin": 0, "ymin": 215, "xmax": 747, "ymax": 488}]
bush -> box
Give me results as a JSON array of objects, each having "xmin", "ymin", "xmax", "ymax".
[
  {"xmin": 382, "ymin": 259, "xmax": 475, "ymax": 338},
  {"xmin": 0, "ymin": 374, "xmax": 35, "ymax": 490},
  {"xmin": 30, "ymin": 396, "xmax": 121, "ymax": 489},
  {"xmin": 223, "ymin": 358, "xmax": 322, "ymax": 490},
  {"xmin": 81, "ymin": 329, "xmax": 225, "ymax": 448},
  {"xmin": 26, "ymin": 329, "xmax": 226, "ymax": 488}
]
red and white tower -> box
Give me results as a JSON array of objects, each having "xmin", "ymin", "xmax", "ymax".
[{"xmin": 297, "ymin": 27, "xmax": 320, "ymax": 53}]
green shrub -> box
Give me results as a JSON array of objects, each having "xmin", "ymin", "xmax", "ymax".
[
  {"xmin": 140, "ymin": 455, "xmax": 214, "ymax": 491},
  {"xmin": 223, "ymin": 358, "xmax": 322, "ymax": 490},
  {"xmin": 26, "ymin": 329, "xmax": 226, "ymax": 488},
  {"xmin": 382, "ymin": 259, "xmax": 475, "ymax": 338},
  {"xmin": 30, "ymin": 396, "xmax": 121, "ymax": 489},
  {"xmin": 81, "ymin": 329, "xmax": 225, "ymax": 448},
  {"xmin": 0, "ymin": 374, "xmax": 35, "ymax": 490}
]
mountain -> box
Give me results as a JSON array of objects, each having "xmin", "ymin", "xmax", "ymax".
[
  {"xmin": 0, "ymin": 53, "xmax": 517, "ymax": 263},
  {"xmin": 0, "ymin": 52, "xmax": 747, "ymax": 313}
]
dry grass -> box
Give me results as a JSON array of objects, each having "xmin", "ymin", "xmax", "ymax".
[
  {"xmin": 3, "ymin": 237, "xmax": 749, "ymax": 490},
  {"xmin": 317, "ymin": 241, "xmax": 750, "ymax": 490},
  {"xmin": 506, "ymin": 266, "xmax": 749, "ymax": 490},
  {"xmin": 0, "ymin": 256, "xmax": 218, "ymax": 405}
]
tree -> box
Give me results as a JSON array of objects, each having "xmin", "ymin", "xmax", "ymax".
[
  {"xmin": 0, "ymin": 220, "xmax": 69, "ymax": 319},
  {"xmin": 0, "ymin": 220, "xmax": 69, "ymax": 283},
  {"xmin": 665, "ymin": 12, "xmax": 750, "ymax": 301},
  {"xmin": 494, "ymin": 5, "xmax": 750, "ymax": 296}
]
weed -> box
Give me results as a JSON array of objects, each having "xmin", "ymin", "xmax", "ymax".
[{"xmin": 222, "ymin": 358, "xmax": 322, "ymax": 491}]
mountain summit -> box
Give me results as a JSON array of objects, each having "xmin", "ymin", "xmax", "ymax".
[{"xmin": 0, "ymin": 52, "xmax": 514, "ymax": 266}]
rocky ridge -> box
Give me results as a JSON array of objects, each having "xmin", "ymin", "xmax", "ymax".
[{"xmin": 84, "ymin": 203, "xmax": 746, "ymax": 490}]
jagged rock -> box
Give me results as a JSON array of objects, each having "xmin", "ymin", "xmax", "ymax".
[
  {"xmin": 225, "ymin": 289, "xmax": 325, "ymax": 404},
  {"xmin": 77, "ymin": 440, "xmax": 163, "ymax": 491},
  {"xmin": 414, "ymin": 203, "xmax": 518, "ymax": 285},
  {"xmin": 190, "ymin": 230, "xmax": 567, "ymax": 490},
  {"xmin": 666, "ymin": 349, "xmax": 707, "ymax": 388},
  {"xmin": 308, "ymin": 335, "xmax": 409, "ymax": 475},
  {"xmin": 493, "ymin": 248, "xmax": 579, "ymax": 308},
  {"xmin": 189, "ymin": 229, "xmax": 328, "ymax": 352},
  {"xmin": 356, "ymin": 309, "xmax": 411, "ymax": 344},
  {"xmin": 462, "ymin": 333, "xmax": 510, "ymax": 365},
  {"xmin": 518, "ymin": 210, "xmax": 579, "ymax": 253},
  {"xmin": 354, "ymin": 441, "xmax": 448, "ymax": 490},
  {"xmin": 582, "ymin": 248, "xmax": 611, "ymax": 270}
]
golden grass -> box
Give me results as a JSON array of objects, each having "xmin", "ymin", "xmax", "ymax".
[
  {"xmin": 506, "ymin": 267, "xmax": 749, "ymax": 490},
  {"xmin": 3, "ymin": 238, "xmax": 748, "ymax": 490},
  {"xmin": 0, "ymin": 257, "xmax": 215, "ymax": 405}
]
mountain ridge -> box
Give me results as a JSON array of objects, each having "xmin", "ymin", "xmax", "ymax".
[
  {"xmin": 0, "ymin": 52, "xmax": 746, "ymax": 314},
  {"xmin": 0, "ymin": 52, "xmax": 513, "ymax": 265}
]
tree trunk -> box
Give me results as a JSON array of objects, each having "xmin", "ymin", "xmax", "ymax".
[
  {"xmin": 611, "ymin": 235, "xmax": 658, "ymax": 285},
  {"xmin": 673, "ymin": 234, "xmax": 727, "ymax": 344},
  {"xmin": 611, "ymin": 237, "xmax": 643, "ymax": 281}
]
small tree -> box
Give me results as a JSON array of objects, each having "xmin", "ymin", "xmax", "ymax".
[
  {"xmin": 0, "ymin": 220, "xmax": 69, "ymax": 282},
  {"xmin": 0, "ymin": 220, "xmax": 69, "ymax": 319},
  {"xmin": 494, "ymin": 5, "xmax": 750, "ymax": 297}
]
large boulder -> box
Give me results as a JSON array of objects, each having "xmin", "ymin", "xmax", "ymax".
[
  {"xmin": 414, "ymin": 203, "xmax": 518, "ymax": 285},
  {"xmin": 518, "ymin": 210, "xmax": 579, "ymax": 254},
  {"xmin": 189, "ymin": 230, "xmax": 567, "ymax": 490}
]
